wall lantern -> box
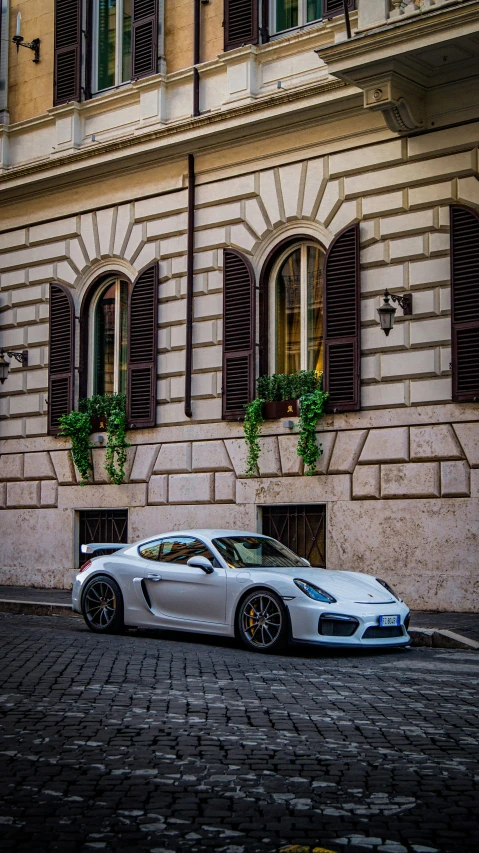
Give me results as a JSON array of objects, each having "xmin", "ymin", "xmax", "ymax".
[
  {"xmin": 12, "ymin": 12, "xmax": 40, "ymax": 63},
  {"xmin": 378, "ymin": 289, "xmax": 413, "ymax": 336},
  {"xmin": 0, "ymin": 349, "xmax": 28, "ymax": 384}
]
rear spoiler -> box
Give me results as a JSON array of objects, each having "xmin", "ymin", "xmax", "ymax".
[{"xmin": 81, "ymin": 543, "xmax": 126, "ymax": 557}]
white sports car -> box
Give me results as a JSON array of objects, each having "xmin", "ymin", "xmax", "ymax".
[{"xmin": 72, "ymin": 529, "xmax": 410, "ymax": 652}]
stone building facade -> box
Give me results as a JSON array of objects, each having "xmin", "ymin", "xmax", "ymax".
[{"xmin": 0, "ymin": 0, "xmax": 478, "ymax": 610}]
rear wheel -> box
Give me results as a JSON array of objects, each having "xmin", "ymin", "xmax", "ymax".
[
  {"xmin": 82, "ymin": 575, "xmax": 124, "ymax": 634},
  {"xmin": 237, "ymin": 588, "xmax": 287, "ymax": 653}
]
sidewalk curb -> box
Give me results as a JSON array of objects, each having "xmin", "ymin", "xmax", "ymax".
[
  {"xmin": 409, "ymin": 627, "xmax": 479, "ymax": 651},
  {"xmin": 0, "ymin": 599, "xmax": 75, "ymax": 618}
]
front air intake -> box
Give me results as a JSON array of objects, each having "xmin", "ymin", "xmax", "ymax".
[{"xmin": 319, "ymin": 614, "xmax": 359, "ymax": 637}]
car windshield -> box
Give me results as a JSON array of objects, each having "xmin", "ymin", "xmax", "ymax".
[{"xmin": 213, "ymin": 536, "xmax": 305, "ymax": 569}]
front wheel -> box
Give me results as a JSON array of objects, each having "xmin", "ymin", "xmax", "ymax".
[
  {"xmin": 237, "ymin": 588, "xmax": 287, "ymax": 653},
  {"xmin": 82, "ymin": 575, "xmax": 124, "ymax": 634}
]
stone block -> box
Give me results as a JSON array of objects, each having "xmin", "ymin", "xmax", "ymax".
[
  {"xmin": 315, "ymin": 431, "xmax": 337, "ymax": 474},
  {"xmin": 301, "ymin": 157, "xmax": 327, "ymax": 219},
  {"xmin": 0, "ymin": 229, "xmax": 27, "ymax": 251},
  {"xmin": 410, "ymin": 425, "xmax": 463, "ymax": 461},
  {"xmin": 193, "ymin": 345, "xmax": 222, "ymax": 371},
  {"xmin": 344, "ymin": 150, "xmax": 474, "ymax": 198},
  {"xmin": 441, "ymin": 461, "xmax": 470, "ymax": 497},
  {"xmin": 316, "ymin": 180, "xmax": 342, "ymax": 227},
  {"xmin": 236, "ymin": 474, "xmax": 351, "ymax": 505},
  {"xmin": 16, "ymin": 305, "xmax": 36, "ymax": 324},
  {"xmin": 28, "ymin": 324, "xmax": 49, "ymax": 346},
  {"xmin": 410, "ymin": 318, "xmax": 450, "ymax": 346},
  {"xmin": 50, "ymin": 450, "xmax": 76, "ymax": 485},
  {"xmin": 192, "ymin": 320, "xmax": 217, "ymax": 346},
  {"xmin": 158, "ymin": 350, "xmax": 185, "ymax": 376},
  {"xmin": 359, "ymin": 428, "xmax": 409, "ymax": 463},
  {"xmin": 409, "ymin": 182, "xmax": 455, "ymax": 209},
  {"xmin": 361, "ymin": 263, "xmax": 406, "ymax": 294},
  {"xmin": 225, "ymin": 436, "xmax": 281, "ymax": 478},
  {"xmin": 135, "ymin": 189, "xmax": 187, "ymax": 221},
  {"xmin": 25, "ymin": 416, "xmax": 48, "ymax": 437},
  {"xmin": 154, "ymin": 442, "xmax": 191, "ymax": 473},
  {"xmin": 278, "ymin": 435, "xmax": 303, "ymax": 476},
  {"xmin": 361, "ymin": 382, "xmax": 407, "ymax": 408},
  {"xmin": 23, "ymin": 452, "xmax": 55, "ymax": 479},
  {"xmin": 362, "ymin": 190, "xmax": 405, "ymax": 218},
  {"xmin": 429, "ymin": 232, "xmax": 450, "ymax": 255},
  {"xmin": 148, "ymin": 475, "xmax": 168, "ymax": 505},
  {"xmin": 130, "ymin": 444, "xmax": 159, "ymax": 482},
  {"xmin": 381, "ymin": 463, "xmax": 440, "ymax": 498},
  {"xmin": 0, "ymin": 482, "xmax": 5, "ymax": 508},
  {"xmin": 193, "ymin": 293, "xmax": 223, "ymax": 321},
  {"xmin": 381, "ymin": 348, "xmax": 436, "ymax": 379},
  {"xmin": 380, "ymin": 209, "xmax": 436, "ymax": 239},
  {"xmin": 92, "ymin": 448, "xmax": 108, "ymax": 483},
  {"xmin": 410, "ymin": 377, "xmax": 451, "ymax": 404},
  {"xmin": 361, "ymin": 242, "xmax": 387, "ymax": 265},
  {"xmin": 192, "ymin": 372, "xmax": 216, "ymax": 399},
  {"xmin": 58, "ymin": 484, "xmax": 147, "ymax": 509},
  {"xmin": 328, "ymin": 430, "xmax": 368, "ymax": 474},
  {"xmin": 410, "ymin": 257, "xmax": 450, "ymax": 288},
  {"xmin": 27, "ymin": 369, "xmax": 48, "ymax": 391},
  {"xmin": 169, "ymin": 472, "xmax": 214, "ymax": 504},
  {"xmin": 453, "ymin": 423, "xmax": 479, "ymax": 467},
  {"xmin": 7, "ymin": 481, "xmax": 41, "ymax": 507},
  {"xmin": 196, "ymin": 174, "xmax": 256, "ymax": 207},
  {"xmin": 0, "ymin": 453, "xmax": 24, "ymax": 480},
  {"xmin": 40, "ymin": 480, "xmax": 58, "ymax": 507},
  {"xmin": 215, "ymin": 472, "xmax": 236, "ymax": 503},
  {"xmin": 471, "ymin": 468, "xmax": 479, "ymax": 497},
  {"xmin": 389, "ymin": 235, "xmax": 427, "ymax": 262},
  {"xmin": 362, "ymin": 322, "xmax": 408, "ymax": 353},
  {"xmin": 159, "ymin": 298, "xmax": 186, "ymax": 325},
  {"xmin": 192, "ymin": 441, "xmax": 232, "ymax": 472},
  {"xmin": 352, "ymin": 465, "xmax": 380, "ymax": 498}
]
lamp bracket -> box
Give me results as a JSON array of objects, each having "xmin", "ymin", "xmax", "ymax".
[
  {"xmin": 384, "ymin": 289, "xmax": 412, "ymax": 315},
  {"xmin": 12, "ymin": 35, "xmax": 40, "ymax": 63},
  {"xmin": 0, "ymin": 348, "xmax": 29, "ymax": 365}
]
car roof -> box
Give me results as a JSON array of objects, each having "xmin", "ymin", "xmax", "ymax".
[{"xmin": 131, "ymin": 530, "xmax": 269, "ymax": 547}]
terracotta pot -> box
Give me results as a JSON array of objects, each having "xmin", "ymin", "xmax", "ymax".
[
  {"xmin": 263, "ymin": 399, "xmax": 300, "ymax": 420},
  {"xmin": 90, "ymin": 416, "xmax": 108, "ymax": 432}
]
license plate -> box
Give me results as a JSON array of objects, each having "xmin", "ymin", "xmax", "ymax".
[{"xmin": 379, "ymin": 615, "xmax": 400, "ymax": 627}]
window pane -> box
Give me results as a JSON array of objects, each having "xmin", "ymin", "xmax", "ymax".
[
  {"xmin": 122, "ymin": 0, "xmax": 132, "ymax": 82},
  {"xmin": 213, "ymin": 536, "xmax": 305, "ymax": 569},
  {"xmin": 139, "ymin": 541, "xmax": 162, "ymax": 560},
  {"xmin": 118, "ymin": 279, "xmax": 128, "ymax": 395},
  {"xmin": 276, "ymin": 0, "xmax": 298, "ymax": 31},
  {"xmin": 95, "ymin": 283, "xmax": 116, "ymax": 395},
  {"xmin": 159, "ymin": 537, "xmax": 215, "ymax": 566},
  {"xmin": 307, "ymin": 0, "xmax": 322, "ymax": 22},
  {"xmin": 307, "ymin": 246, "xmax": 324, "ymax": 373},
  {"xmin": 97, "ymin": 0, "xmax": 116, "ymax": 91},
  {"xmin": 276, "ymin": 248, "xmax": 301, "ymax": 374}
]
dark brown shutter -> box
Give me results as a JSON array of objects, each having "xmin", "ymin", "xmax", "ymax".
[
  {"xmin": 224, "ymin": 0, "xmax": 259, "ymax": 52},
  {"xmin": 451, "ymin": 205, "xmax": 479, "ymax": 402},
  {"xmin": 132, "ymin": 0, "xmax": 158, "ymax": 80},
  {"xmin": 222, "ymin": 250, "xmax": 255, "ymax": 420},
  {"xmin": 48, "ymin": 284, "xmax": 75, "ymax": 435},
  {"xmin": 54, "ymin": 0, "xmax": 82, "ymax": 105},
  {"xmin": 127, "ymin": 264, "xmax": 158, "ymax": 428},
  {"xmin": 323, "ymin": 223, "xmax": 360, "ymax": 412},
  {"xmin": 323, "ymin": 0, "xmax": 355, "ymax": 16}
]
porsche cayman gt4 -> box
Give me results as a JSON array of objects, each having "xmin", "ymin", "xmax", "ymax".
[{"xmin": 72, "ymin": 530, "xmax": 410, "ymax": 652}]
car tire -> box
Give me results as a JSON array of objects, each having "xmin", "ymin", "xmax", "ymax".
[
  {"xmin": 237, "ymin": 588, "xmax": 288, "ymax": 654},
  {"xmin": 82, "ymin": 574, "xmax": 125, "ymax": 634}
]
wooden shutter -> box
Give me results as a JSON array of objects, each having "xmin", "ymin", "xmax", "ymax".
[
  {"xmin": 323, "ymin": 223, "xmax": 360, "ymax": 412},
  {"xmin": 222, "ymin": 250, "xmax": 255, "ymax": 420},
  {"xmin": 132, "ymin": 0, "xmax": 158, "ymax": 80},
  {"xmin": 224, "ymin": 0, "xmax": 259, "ymax": 52},
  {"xmin": 127, "ymin": 264, "xmax": 158, "ymax": 428},
  {"xmin": 451, "ymin": 205, "xmax": 479, "ymax": 402},
  {"xmin": 54, "ymin": 0, "xmax": 82, "ymax": 105},
  {"xmin": 48, "ymin": 284, "xmax": 75, "ymax": 435},
  {"xmin": 323, "ymin": 0, "xmax": 355, "ymax": 16}
]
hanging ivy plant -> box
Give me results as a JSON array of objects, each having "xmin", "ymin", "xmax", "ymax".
[
  {"xmin": 59, "ymin": 394, "xmax": 130, "ymax": 486},
  {"xmin": 243, "ymin": 397, "xmax": 265, "ymax": 477},
  {"xmin": 297, "ymin": 387, "xmax": 329, "ymax": 476}
]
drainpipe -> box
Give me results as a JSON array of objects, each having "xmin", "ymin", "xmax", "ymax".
[
  {"xmin": 184, "ymin": 153, "xmax": 195, "ymax": 418},
  {"xmin": 0, "ymin": 0, "xmax": 10, "ymax": 124},
  {"xmin": 193, "ymin": 0, "xmax": 200, "ymax": 116},
  {"xmin": 343, "ymin": 0, "xmax": 352, "ymax": 40}
]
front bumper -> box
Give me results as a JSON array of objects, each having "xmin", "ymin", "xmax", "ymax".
[{"xmin": 288, "ymin": 598, "xmax": 410, "ymax": 647}]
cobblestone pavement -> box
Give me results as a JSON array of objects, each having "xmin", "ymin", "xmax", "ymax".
[{"xmin": 0, "ymin": 614, "xmax": 478, "ymax": 853}]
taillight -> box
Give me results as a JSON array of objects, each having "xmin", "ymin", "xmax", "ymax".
[{"xmin": 80, "ymin": 560, "xmax": 92, "ymax": 573}]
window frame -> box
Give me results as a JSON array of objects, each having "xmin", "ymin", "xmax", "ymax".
[
  {"xmin": 269, "ymin": 0, "xmax": 322, "ymax": 36},
  {"xmin": 90, "ymin": 0, "xmax": 132, "ymax": 94},
  {"xmin": 268, "ymin": 240, "xmax": 325, "ymax": 375},
  {"xmin": 87, "ymin": 275, "xmax": 129, "ymax": 397}
]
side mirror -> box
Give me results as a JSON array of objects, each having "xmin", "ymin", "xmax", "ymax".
[{"xmin": 187, "ymin": 556, "xmax": 214, "ymax": 574}]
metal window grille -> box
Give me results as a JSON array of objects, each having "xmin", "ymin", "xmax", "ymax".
[
  {"xmin": 78, "ymin": 509, "xmax": 128, "ymax": 565},
  {"xmin": 262, "ymin": 504, "xmax": 326, "ymax": 566}
]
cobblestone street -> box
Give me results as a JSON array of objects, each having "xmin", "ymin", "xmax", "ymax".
[{"xmin": 0, "ymin": 613, "xmax": 478, "ymax": 853}]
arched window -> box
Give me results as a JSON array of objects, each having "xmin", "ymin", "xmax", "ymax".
[
  {"xmin": 269, "ymin": 241, "xmax": 325, "ymax": 375},
  {"xmin": 89, "ymin": 276, "xmax": 129, "ymax": 396}
]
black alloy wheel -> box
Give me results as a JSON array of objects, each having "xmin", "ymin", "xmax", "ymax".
[
  {"xmin": 237, "ymin": 588, "xmax": 287, "ymax": 653},
  {"xmin": 82, "ymin": 575, "xmax": 124, "ymax": 634}
]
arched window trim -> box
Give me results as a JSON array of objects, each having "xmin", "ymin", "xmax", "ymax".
[
  {"xmin": 87, "ymin": 275, "xmax": 130, "ymax": 397},
  {"xmin": 268, "ymin": 239, "xmax": 325, "ymax": 375}
]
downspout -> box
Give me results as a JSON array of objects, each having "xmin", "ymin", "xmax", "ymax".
[
  {"xmin": 184, "ymin": 153, "xmax": 195, "ymax": 418},
  {"xmin": 0, "ymin": 0, "xmax": 10, "ymax": 123},
  {"xmin": 193, "ymin": 0, "xmax": 200, "ymax": 116}
]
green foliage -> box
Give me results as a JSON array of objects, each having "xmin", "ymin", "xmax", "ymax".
[
  {"xmin": 58, "ymin": 410, "xmax": 93, "ymax": 483},
  {"xmin": 256, "ymin": 369, "xmax": 320, "ymax": 401},
  {"xmin": 243, "ymin": 397, "xmax": 265, "ymax": 477},
  {"xmin": 60, "ymin": 394, "xmax": 129, "ymax": 485},
  {"xmin": 297, "ymin": 387, "xmax": 329, "ymax": 476}
]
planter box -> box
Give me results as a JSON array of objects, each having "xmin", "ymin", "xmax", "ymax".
[
  {"xmin": 90, "ymin": 416, "xmax": 108, "ymax": 432},
  {"xmin": 263, "ymin": 399, "xmax": 300, "ymax": 420}
]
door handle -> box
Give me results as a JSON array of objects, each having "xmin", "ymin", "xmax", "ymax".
[{"xmin": 147, "ymin": 574, "xmax": 162, "ymax": 582}]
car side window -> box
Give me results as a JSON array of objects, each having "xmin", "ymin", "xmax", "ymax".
[
  {"xmin": 138, "ymin": 540, "xmax": 162, "ymax": 561},
  {"xmin": 159, "ymin": 537, "xmax": 216, "ymax": 566}
]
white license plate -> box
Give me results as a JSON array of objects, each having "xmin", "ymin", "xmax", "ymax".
[{"xmin": 379, "ymin": 615, "xmax": 400, "ymax": 627}]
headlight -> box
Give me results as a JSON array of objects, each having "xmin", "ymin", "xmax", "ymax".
[
  {"xmin": 294, "ymin": 579, "xmax": 336, "ymax": 603},
  {"xmin": 376, "ymin": 578, "xmax": 401, "ymax": 601}
]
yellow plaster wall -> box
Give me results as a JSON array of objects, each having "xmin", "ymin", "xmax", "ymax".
[
  {"xmin": 201, "ymin": 0, "xmax": 224, "ymax": 64},
  {"xmin": 8, "ymin": 0, "xmax": 54, "ymax": 125},
  {"xmin": 164, "ymin": 0, "xmax": 224, "ymax": 73}
]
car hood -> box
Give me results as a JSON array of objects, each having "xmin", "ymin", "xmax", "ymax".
[{"xmin": 246, "ymin": 566, "xmax": 396, "ymax": 604}]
